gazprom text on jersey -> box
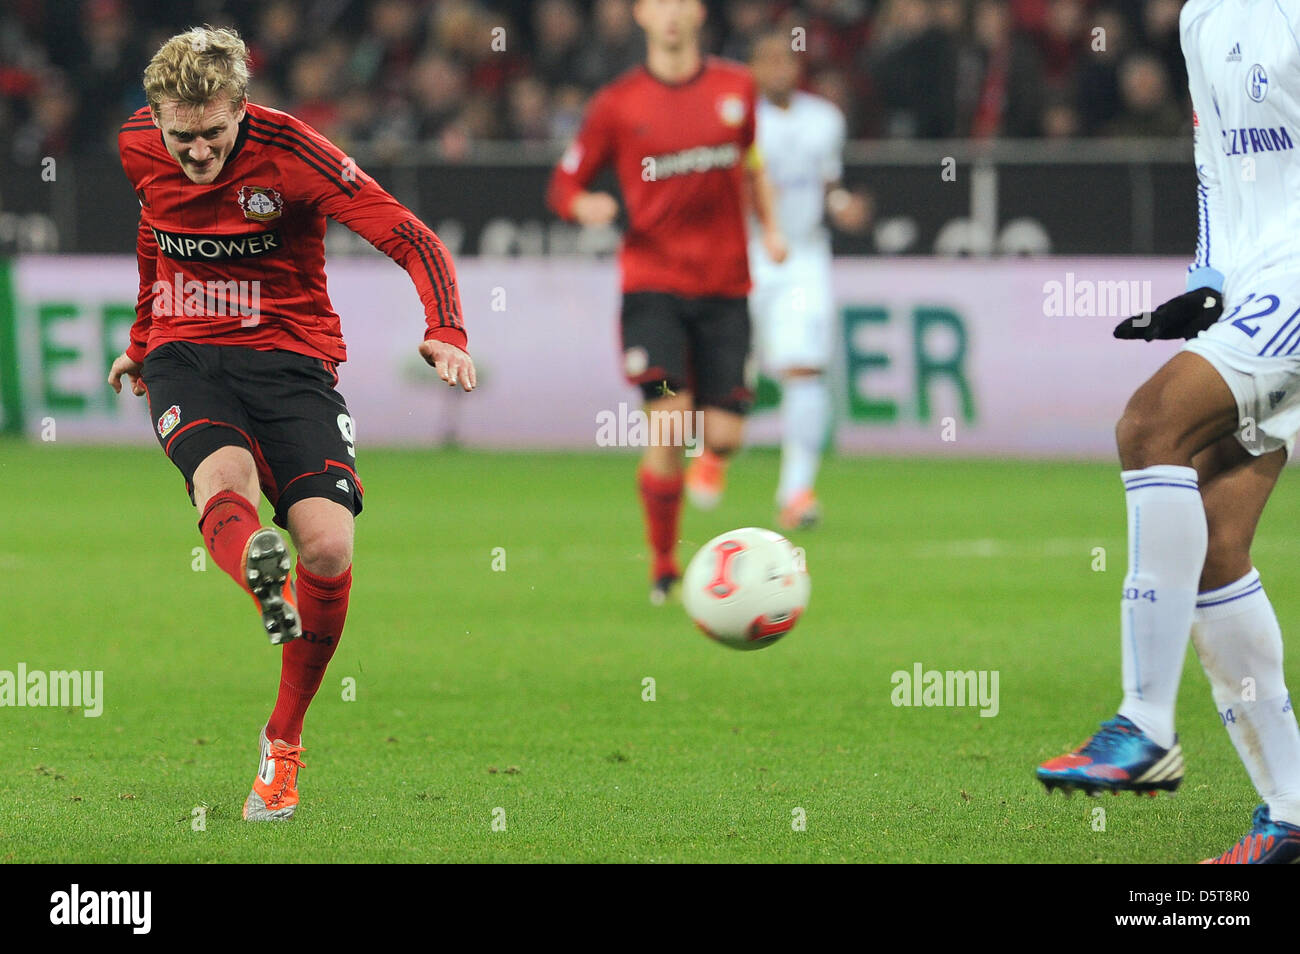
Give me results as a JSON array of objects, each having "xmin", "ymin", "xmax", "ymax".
[{"xmin": 1223, "ymin": 125, "xmax": 1294, "ymax": 156}]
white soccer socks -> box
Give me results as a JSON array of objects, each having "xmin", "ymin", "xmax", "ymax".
[
  {"xmin": 1112, "ymin": 468, "xmax": 1300, "ymax": 823},
  {"xmin": 777, "ymin": 375, "xmax": 830, "ymax": 506},
  {"xmin": 1192, "ymin": 569, "xmax": 1300, "ymax": 826},
  {"xmin": 1117, "ymin": 465, "xmax": 1208, "ymax": 749}
]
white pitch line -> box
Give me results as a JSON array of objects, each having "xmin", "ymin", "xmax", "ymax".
[{"xmin": 908, "ymin": 538, "xmax": 1115, "ymax": 559}]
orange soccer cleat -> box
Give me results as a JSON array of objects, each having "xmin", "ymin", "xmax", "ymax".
[
  {"xmin": 778, "ymin": 489, "xmax": 821, "ymax": 531},
  {"xmin": 242, "ymin": 727, "xmax": 305, "ymax": 821},
  {"xmin": 685, "ymin": 451, "xmax": 727, "ymax": 510}
]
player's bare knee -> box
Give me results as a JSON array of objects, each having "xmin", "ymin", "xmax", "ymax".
[
  {"xmin": 699, "ymin": 407, "xmax": 744, "ymax": 456},
  {"xmin": 296, "ymin": 531, "xmax": 353, "ymax": 578},
  {"xmin": 642, "ymin": 442, "xmax": 684, "ymax": 475},
  {"xmin": 1115, "ymin": 405, "xmax": 1173, "ymax": 470},
  {"xmin": 287, "ymin": 498, "xmax": 354, "ymax": 576},
  {"xmin": 701, "ymin": 422, "xmax": 741, "ymax": 455},
  {"xmin": 207, "ymin": 464, "xmax": 256, "ymax": 493},
  {"xmin": 193, "ymin": 453, "xmax": 258, "ymax": 511},
  {"xmin": 196, "ymin": 481, "xmax": 257, "ymax": 514}
]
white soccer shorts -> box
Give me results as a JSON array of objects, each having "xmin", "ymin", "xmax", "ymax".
[
  {"xmin": 1182, "ymin": 277, "xmax": 1300, "ymax": 457},
  {"xmin": 748, "ymin": 255, "xmax": 835, "ymax": 374}
]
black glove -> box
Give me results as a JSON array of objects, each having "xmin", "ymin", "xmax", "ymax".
[{"xmin": 1113, "ymin": 287, "xmax": 1222, "ymax": 341}]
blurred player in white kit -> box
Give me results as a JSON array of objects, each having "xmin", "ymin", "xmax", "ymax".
[{"xmin": 746, "ymin": 30, "xmax": 868, "ymax": 531}]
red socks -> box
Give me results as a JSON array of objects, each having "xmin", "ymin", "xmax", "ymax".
[
  {"xmin": 637, "ymin": 465, "xmax": 683, "ymax": 580},
  {"xmin": 198, "ymin": 491, "xmax": 260, "ymax": 593},
  {"xmin": 265, "ymin": 562, "xmax": 352, "ymax": 745},
  {"xmin": 198, "ymin": 492, "xmax": 350, "ymax": 745}
]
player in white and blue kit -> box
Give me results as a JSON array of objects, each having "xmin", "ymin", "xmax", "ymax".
[
  {"xmin": 1038, "ymin": 0, "xmax": 1300, "ymax": 863},
  {"xmin": 747, "ymin": 31, "xmax": 868, "ymax": 531}
]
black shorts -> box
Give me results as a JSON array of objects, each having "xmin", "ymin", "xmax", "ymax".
[
  {"xmin": 140, "ymin": 342, "xmax": 364, "ymax": 529},
  {"xmin": 619, "ymin": 292, "xmax": 754, "ymax": 413}
]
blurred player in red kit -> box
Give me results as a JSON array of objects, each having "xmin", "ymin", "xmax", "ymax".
[
  {"xmin": 108, "ymin": 27, "xmax": 474, "ymax": 821},
  {"xmin": 548, "ymin": 0, "xmax": 787, "ymax": 604}
]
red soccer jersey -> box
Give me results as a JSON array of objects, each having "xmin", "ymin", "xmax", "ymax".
[
  {"xmin": 547, "ymin": 57, "xmax": 757, "ymax": 299},
  {"xmin": 119, "ymin": 101, "xmax": 465, "ymax": 365}
]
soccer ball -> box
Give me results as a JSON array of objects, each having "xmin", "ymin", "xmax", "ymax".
[{"xmin": 682, "ymin": 527, "xmax": 810, "ymax": 650}]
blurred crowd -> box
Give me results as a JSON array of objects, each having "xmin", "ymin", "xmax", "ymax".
[{"xmin": 0, "ymin": 0, "xmax": 1192, "ymax": 163}]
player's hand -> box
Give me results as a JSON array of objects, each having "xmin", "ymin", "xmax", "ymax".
[
  {"xmin": 1113, "ymin": 287, "xmax": 1223, "ymax": 341},
  {"xmin": 108, "ymin": 353, "xmax": 146, "ymax": 396},
  {"xmin": 418, "ymin": 340, "xmax": 477, "ymax": 391},
  {"xmin": 763, "ymin": 225, "xmax": 788, "ymax": 264},
  {"xmin": 828, "ymin": 189, "xmax": 871, "ymax": 234},
  {"xmin": 571, "ymin": 191, "xmax": 619, "ymax": 227}
]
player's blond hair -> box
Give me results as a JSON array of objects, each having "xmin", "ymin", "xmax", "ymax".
[{"xmin": 143, "ymin": 26, "xmax": 250, "ymax": 113}]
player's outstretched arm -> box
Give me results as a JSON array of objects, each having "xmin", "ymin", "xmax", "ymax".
[
  {"xmin": 418, "ymin": 339, "xmax": 477, "ymax": 391},
  {"xmin": 286, "ymin": 115, "xmax": 468, "ymax": 366},
  {"xmin": 108, "ymin": 353, "xmax": 146, "ymax": 396},
  {"xmin": 744, "ymin": 152, "xmax": 787, "ymax": 264}
]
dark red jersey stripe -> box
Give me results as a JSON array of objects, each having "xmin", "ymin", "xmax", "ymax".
[
  {"xmin": 398, "ymin": 221, "xmax": 462, "ymax": 330},
  {"xmin": 393, "ymin": 221, "xmax": 448, "ymax": 326},
  {"xmin": 245, "ymin": 131, "xmax": 359, "ymax": 197},
  {"xmin": 246, "ymin": 117, "xmax": 361, "ymax": 195},
  {"xmin": 394, "ymin": 221, "xmax": 461, "ymax": 330},
  {"xmin": 246, "ymin": 116, "xmax": 349, "ymax": 176},
  {"xmin": 401, "ymin": 224, "xmax": 455, "ymax": 328}
]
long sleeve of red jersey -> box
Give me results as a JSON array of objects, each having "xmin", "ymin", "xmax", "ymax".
[
  {"xmin": 547, "ymin": 88, "xmax": 617, "ymax": 220},
  {"xmin": 315, "ymin": 177, "xmax": 466, "ymax": 351},
  {"xmin": 127, "ymin": 208, "xmax": 157, "ymax": 364},
  {"xmin": 288, "ymin": 122, "xmax": 466, "ymax": 351}
]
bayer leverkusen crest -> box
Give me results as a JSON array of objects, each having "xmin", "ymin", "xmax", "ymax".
[
  {"xmin": 157, "ymin": 404, "xmax": 181, "ymax": 438},
  {"xmin": 237, "ymin": 185, "xmax": 283, "ymax": 222},
  {"xmin": 717, "ymin": 94, "xmax": 746, "ymax": 128}
]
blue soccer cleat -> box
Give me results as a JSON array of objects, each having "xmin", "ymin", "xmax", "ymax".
[
  {"xmin": 1201, "ymin": 805, "xmax": 1300, "ymax": 864},
  {"xmin": 1037, "ymin": 715, "xmax": 1183, "ymax": 797}
]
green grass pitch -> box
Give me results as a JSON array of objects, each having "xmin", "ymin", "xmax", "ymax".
[{"xmin": 0, "ymin": 442, "xmax": 1291, "ymax": 863}]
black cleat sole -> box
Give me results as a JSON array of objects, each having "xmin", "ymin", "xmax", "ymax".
[
  {"xmin": 1038, "ymin": 775, "xmax": 1181, "ymax": 798},
  {"xmin": 245, "ymin": 528, "xmax": 300, "ymax": 645}
]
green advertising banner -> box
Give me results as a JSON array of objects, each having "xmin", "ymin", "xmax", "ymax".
[{"xmin": 0, "ymin": 259, "xmax": 23, "ymax": 436}]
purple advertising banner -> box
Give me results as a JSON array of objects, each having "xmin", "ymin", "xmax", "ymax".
[{"xmin": 6, "ymin": 256, "xmax": 1190, "ymax": 457}]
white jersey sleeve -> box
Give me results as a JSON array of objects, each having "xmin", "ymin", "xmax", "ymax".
[
  {"xmin": 1182, "ymin": 5, "xmax": 1229, "ymax": 293},
  {"xmin": 821, "ymin": 105, "xmax": 846, "ymax": 186}
]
